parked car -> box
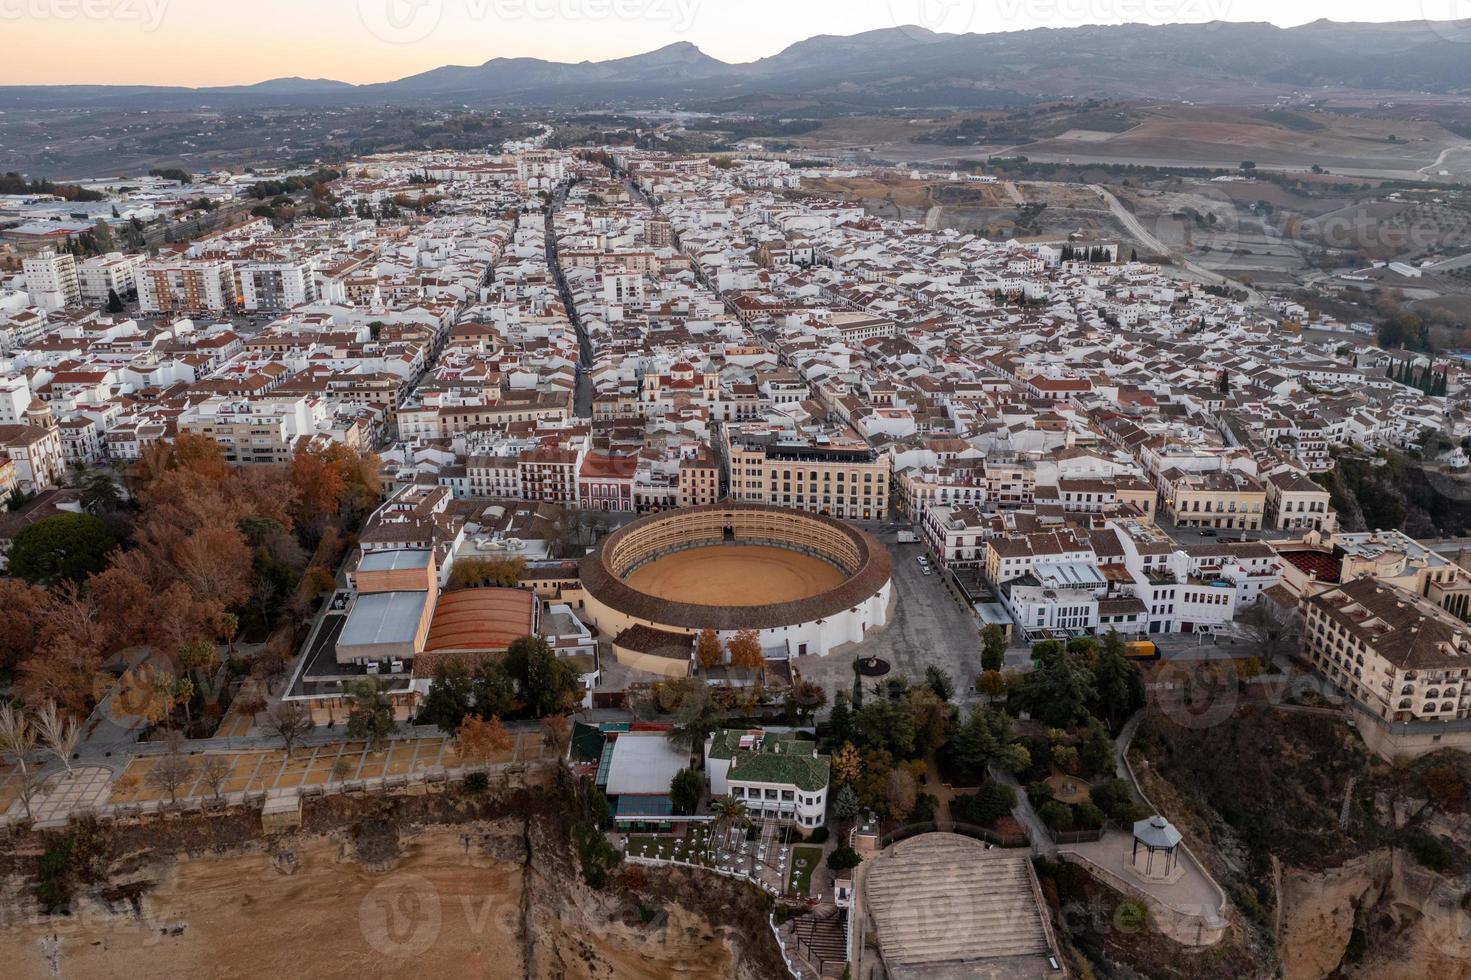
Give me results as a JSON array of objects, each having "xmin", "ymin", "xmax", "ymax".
[{"xmin": 1198, "ymin": 529, "xmax": 1218, "ymax": 537}]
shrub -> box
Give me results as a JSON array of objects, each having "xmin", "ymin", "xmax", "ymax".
[
  {"xmin": 827, "ymin": 846, "xmax": 861, "ymax": 872},
  {"xmin": 1038, "ymin": 801, "xmax": 1075, "ymax": 832},
  {"xmin": 807, "ymin": 826, "xmax": 830, "ymax": 845},
  {"xmin": 462, "ymin": 771, "xmax": 489, "ymax": 793},
  {"xmin": 1406, "ymin": 830, "xmax": 1455, "ymax": 873},
  {"xmin": 953, "ymin": 782, "xmax": 1016, "ymax": 827},
  {"xmin": 1074, "ymin": 803, "xmax": 1107, "ymax": 830}
]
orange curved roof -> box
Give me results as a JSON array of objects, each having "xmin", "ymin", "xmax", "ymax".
[{"xmin": 424, "ymin": 588, "xmax": 536, "ymax": 654}]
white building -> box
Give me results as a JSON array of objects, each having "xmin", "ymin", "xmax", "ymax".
[
  {"xmin": 76, "ymin": 252, "xmax": 142, "ymax": 306},
  {"xmin": 705, "ymin": 729, "xmax": 830, "ymax": 829},
  {"xmin": 22, "ymin": 250, "xmax": 80, "ymax": 310}
]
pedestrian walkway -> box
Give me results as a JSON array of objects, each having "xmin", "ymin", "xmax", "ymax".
[{"xmin": 22, "ymin": 766, "xmax": 114, "ymax": 823}]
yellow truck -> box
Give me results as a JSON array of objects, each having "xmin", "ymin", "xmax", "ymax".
[{"xmin": 1124, "ymin": 640, "xmax": 1159, "ymax": 661}]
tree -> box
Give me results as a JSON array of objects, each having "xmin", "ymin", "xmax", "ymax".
[
  {"xmin": 541, "ymin": 713, "xmax": 571, "ymax": 756},
  {"xmin": 726, "ymin": 629, "xmax": 764, "ymax": 671},
  {"xmin": 148, "ymin": 737, "xmax": 196, "ymax": 806},
  {"xmin": 925, "ymin": 665, "xmax": 955, "ymax": 702},
  {"xmin": 35, "ymin": 702, "xmax": 80, "ymax": 775},
  {"xmin": 447, "ymin": 557, "xmax": 526, "ymax": 590},
  {"xmin": 884, "ymin": 767, "xmax": 916, "ymax": 822},
  {"xmin": 81, "ymin": 473, "xmax": 124, "ymax": 515},
  {"xmin": 505, "ymin": 635, "xmax": 580, "ymax": 718},
  {"xmin": 8, "ymin": 513, "xmax": 116, "ymax": 584},
  {"xmin": 670, "ymin": 767, "xmax": 703, "ymax": 816},
  {"xmin": 471, "ymin": 661, "xmax": 517, "ymax": 719},
  {"xmin": 199, "ymin": 754, "xmax": 232, "ymax": 802},
  {"xmin": 0, "ymin": 704, "xmax": 37, "ymax": 819},
  {"xmin": 981, "ymin": 624, "xmax": 1007, "ymax": 673},
  {"xmin": 828, "ymin": 690, "xmax": 853, "ymax": 745},
  {"xmin": 945, "ymin": 706, "xmax": 1028, "ymax": 783},
  {"xmin": 695, "ymin": 629, "xmax": 723, "ymax": 671},
  {"xmin": 419, "ymin": 659, "xmax": 474, "ymax": 732},
  {"xmin": 666, "ymin": 679, "xmax": 721, "ymax": 758},
  {"xmin": 976, "ymin": 670, "xmax": 1007, "ymax": 699},
  {"xmin": 1218, "ymin": 369, "xmax": 1230, "ymax": 394},
  {"xmin": 953, "ymin": 782, "xmax": 1017, "ymax": 827},
  {"xmin": 827, "ymin": 845, "xmax": 861, "ymax": 872},
  {"xmin": 264, "ymin": 701, "xmax": 313, "ymax": 757},
  {"xmin": 1013, "ymin": 649, "xmax": 1096, "ymax": 729},
  {"xmin": 458, "ymin": 714, "xmax": 513, "ymax": 766},
  {"xmin": 0, "ymin": 579, "xmax": 50, "ymax": 673},
  {"xmin": 106, "ymin": 288, "xmax": 125, "ymax": 314},
  {"xmin": 830, "ymin": 742, "xmax": 863, "ymax": 787},
  {"xmin": 708, "ymin": 795, "xmax": 749, "ymax": 855},
  {"xmin": 1092, "ymin": 631, "xmax": 1144, "ymax": 729},
  {"xmin": 344, "ymin": 677, "xmax": 396, "ymax": 749},
  {"xmin": 1239, "ymin": 161, "xmax": 1256, "ymax": 172},
  {"xmin": 1038, "ymin": 800, "xmax": 1074, "ymax": 832},
  {"xmin": 1237, "ymin": 600, "xmax": 1301, "ymax": 667},
  {"xmin": 832, "ymin": 783, "xmax": 861, "ymax": 825}
]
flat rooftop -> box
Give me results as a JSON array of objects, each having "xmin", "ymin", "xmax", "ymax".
[
  {"xmin": 604, "ymin": 731, "xmax": 689, "ymax": 797},
  {"xmin": 340, "ymin": 591, "xmax": 428, "ymax": 648}
]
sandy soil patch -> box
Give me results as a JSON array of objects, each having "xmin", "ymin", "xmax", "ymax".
[{"xmin": 624, "ymin": 545, "xmax": 845, "ymax": 606}]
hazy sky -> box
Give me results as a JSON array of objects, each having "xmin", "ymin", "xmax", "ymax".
[{"xmin": 2, "ymin": 0, "xmax": 1465, "ymax": 86}]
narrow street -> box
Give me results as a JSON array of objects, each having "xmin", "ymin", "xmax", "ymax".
[{"xmin": 543, "ymin": 180, "xmax": 595, "ymax": 417}]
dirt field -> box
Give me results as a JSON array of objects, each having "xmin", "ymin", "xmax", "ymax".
[
  {"xmin": 0, "ymin": 824, "xmax": 759, "ymax": 980},
  {"xmin": 624, "ymin": 546, "xmax": 844, "ymax": 606}
]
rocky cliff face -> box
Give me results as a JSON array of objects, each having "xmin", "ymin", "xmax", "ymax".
[
  {"xmin": 1279, "ymin": 849, "xmax": 1471, "ymax": 980},
  {"xmin": 0, "ymin": 804, "xmax": 785, "ymax": 980}
]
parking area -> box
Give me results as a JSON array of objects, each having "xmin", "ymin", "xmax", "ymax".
[{"xmin": 796, "ymin": 538, "xmax": 982, "ymax": 699}]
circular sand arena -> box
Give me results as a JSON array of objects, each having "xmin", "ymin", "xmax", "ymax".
[
  {"xmin": 578, "ymin": 503, "xmax": 893, "ymax": 658},
  {"xmin": 624, "ymin": 544, "xmax": 846, "ymax": 607}
]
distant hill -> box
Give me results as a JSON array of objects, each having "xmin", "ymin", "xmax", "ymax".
[{"xmin": 6, "ymin": 20, "xmax": 1471, "ymax": 110}]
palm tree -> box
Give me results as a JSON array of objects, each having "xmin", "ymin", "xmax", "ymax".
[
  {"xmin": 0, "ymin": 704, "xmax": 37, "ymax": 818},
  {"xmin": 35, "ymin": 702, "xmax": 80, "ymax": 776},
  {"xmin": 707, "ymin": 794, "xmax": 750, "ymax": 860}
]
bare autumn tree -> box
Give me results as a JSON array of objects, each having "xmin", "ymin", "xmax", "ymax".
[
  {"xmin": 458, "ymin": 714, "xmax": 514, "ymax": 767},
  {"xmin": 0, "ymin": 704, "xmax": 37, "ymax": 819},
  {"xmin": 263, "ymin": 701, "xmax": 313, "ymax": 758},
  {"xmin": 199, "ymin": 755, "xmax": 232, "ymax": 802},
  {"xmin": 148, "ymin": 738, "xmax": 196, "ymax": 806},
  {"xmin": 35, "ymin": 702, "xmax": 80, "ymax": 776}
]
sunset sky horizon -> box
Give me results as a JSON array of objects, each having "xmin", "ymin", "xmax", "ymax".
[{"xmin": 2, "ymin": 0, "xmax": 1463, "ymax": 87}]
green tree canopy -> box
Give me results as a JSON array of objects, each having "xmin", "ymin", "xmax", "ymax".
[
  {"xmin": 670, "ymin": 767, "xmax": 703, "ymax": 816},
  {"xmin": 8, "ymin": 512, "xmax": 116, "ymax": 584}
]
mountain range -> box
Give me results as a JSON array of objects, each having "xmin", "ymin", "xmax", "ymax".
[{"xmin": 5, "ymin": 20, "xmax": 1471, "ymax": 110}]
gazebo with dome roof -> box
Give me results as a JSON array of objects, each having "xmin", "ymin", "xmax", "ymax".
[{"xmin": 1130, "ymin": 815, "xmax": 1184, "ymax": 883}]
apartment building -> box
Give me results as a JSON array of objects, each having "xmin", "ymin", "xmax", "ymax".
[
  {"xmin": 76, "ymin": 252, "xmax": 142, "ymax": 305},
  {"xmin": 238, "ymin": 259, "xmax": 319, "ymax": 311},
  {"xmin": 137, "ymin": 259, "xmax": 237, "ymax": 314},
  {"xmin": 1264, "ymin": 470, "xmax": 1336, "ymax": 532},
  {"xmin": 677, "ymin": 452, "xmax": 721, "ymax": 508},
  {"xmin": 705, "ymin": 729, "xmax": 831, "ymax": 829},
  {"xmin": 723, "ymin": 427, "xmax": 889, "ymax": 521},
  {"xmin": 1301, "ymin": 577, "xmax": 1471, "ymax": 756},
  {"xmin": 1160, "ymin": 468, "xmax": 1266, "ymax": 531},
  {"xmin": 22, "ymin": 250, "xmax": 80, "ymax": 310},
  {"xmin": 177, "ymin": 397, "xmax": 317, "ymax": 465},
  {"xmin": 0, "ymin": 423, "xmax": 65, "ymax": 492}
]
